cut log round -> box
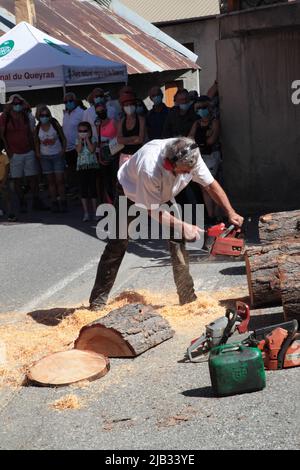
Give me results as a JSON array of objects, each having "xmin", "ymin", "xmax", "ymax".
[
  {"xmin": 27, "ymin": 349, "xmax": 110, "ymax": 386},
  {"xmin": 259, "ymin": 210, "xmax": 300, "ymax": 244},
  {"xmin": 75, "ymin": 303, "xmax": 175, "ymax": 357},
  {"xmin": 245, "ymin": 241, "xmax": 300, "ymax": 307},
  {"xmin": 278, "ymin": 254, "xmax": 300, "ymax": 323}
]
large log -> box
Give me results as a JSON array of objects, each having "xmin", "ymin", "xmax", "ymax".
[
  {"xmin": 278, "ymin": 254, "xmax": 300, "ymax": 323},
  {"xmin": 259, "ymin": 210, "xmax": 300, "ymax": 244},
  {"xmin": 245, "ymin": 241, "xmax": 300, "ymax": 307},
  {"xmin": 75, "ymin": 304, "xmax": 175, "ymax": 357}
]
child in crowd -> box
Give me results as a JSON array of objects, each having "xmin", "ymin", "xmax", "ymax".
[
  {"xmin": 75, "ymin": 122, "xmax": 99, "ymax": 222},
  {"xmin": 0, "ymin": 143, "xmax": 17, "ymax": 222}
]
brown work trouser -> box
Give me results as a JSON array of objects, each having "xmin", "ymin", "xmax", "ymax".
[{"xmin": 89, "ymin": 192, "xmax": 196, "ymax": 308}]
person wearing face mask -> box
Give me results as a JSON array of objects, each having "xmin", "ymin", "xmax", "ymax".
[
  {"xmin": 162, "ymin": 89, "xmax": 199, "ymax": 216},
  {"xmin": 76, "ymin": 122, "xmax": 99, "ymax": 222},
  {"xmin": 117, "ymin": 92, "xmax": 146, "ymax": 168},
  {"xmin": 62, "ymin": 92, "xmax": 84, "ymax": 193},
  {"xmin": 146, "ymin": 86, "xmax": 169, "ymax": 140},
  {"xmin": 189, "ymin": 96, "xmax": 221, "ymax": 223},
  {"xmin": 163, "ymin": 89, "xmax": 197, "ymax": 139},
  {"xmin": 94, "ymin": 103, "xmax": 119, "ymax": 204},
  {"xmin": 0, "ymin": 94, "xmax": 46, "ymax": 213},
  {"xmin": 83, "ymin": 88, "xmax": 118, "ymax": 138},
  {"xmin": 34, "ymin": 105, "xmax": 67, "ymax": 212}
]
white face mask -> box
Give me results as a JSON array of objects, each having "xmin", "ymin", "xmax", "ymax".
[
  {"xmin": 124, "ymin": 105, "xmax": 136, "ymax": 115},
  {"xmin": 79, "ymin": 132, "xmax": 88, "ymax": 139}
]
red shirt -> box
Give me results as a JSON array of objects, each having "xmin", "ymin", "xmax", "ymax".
[{"xmin": 0, "ymin": 112, "xmax": 33, "ymax": 155}]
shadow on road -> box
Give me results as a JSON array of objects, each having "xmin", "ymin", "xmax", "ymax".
[
  {"xmin": 219, "ymin": 266, "xmax": 246, "ymax": 276},
  {"xmin": 28, "ymin": 307, "xmax": 76, "ymax": 326},
  {"xmin": 181, "ymin": 387, "xmax": 215, "ymax": 398}
]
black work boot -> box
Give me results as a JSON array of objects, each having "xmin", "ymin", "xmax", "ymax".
[
  {"xmin": 89, "ymin": 299, "xmax": 107, "ymax": 311},
  {"xmin": 179, "ymin": 293, "xmax": 197, "ymax": 306}
]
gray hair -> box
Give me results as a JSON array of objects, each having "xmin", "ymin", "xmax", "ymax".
[{"xmin": 164, "ymin": 137, "xmax": 199, "ymax": 169}]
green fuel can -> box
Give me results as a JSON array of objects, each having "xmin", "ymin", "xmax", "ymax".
[{"xmin": 209, "ymin": 343, "xmax": 266, "ymax": 397}]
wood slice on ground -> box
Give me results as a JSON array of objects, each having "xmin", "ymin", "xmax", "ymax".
[
  {"xmin": 278, "ymin": 254, "xmax": 300, "ymax": 323},
  {"xmin": 75, "ymin": 303, "xmax": 175, "ymax": 357},
  {"xmin": 259, "ymin": 210, "xmax": 300, "ymax": 244},
  {"xmin": 245, "ymin": 241, "xmax": 300, "ymax": 307},
  {"xmin": 27, "ymin": 349, "xmax": 110, "ymax": 386}
]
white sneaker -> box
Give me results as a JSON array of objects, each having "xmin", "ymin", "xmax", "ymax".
[{"xmin": 82, "ymin": 213, "xmax": 90, "ymax": 222}]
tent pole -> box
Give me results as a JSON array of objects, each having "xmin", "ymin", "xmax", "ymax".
[{"xmin": 62, "ymin": 83, "xmax": 66, "ymax": 98}]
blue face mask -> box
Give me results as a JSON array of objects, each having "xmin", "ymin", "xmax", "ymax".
[
  {"xmin": 65, "ymin": 101, "xmax": 76, "ymax": 111},
  {"xmin": 40, "ymin": 116, "xmax": 50, "ymax": 125},
  {"xmin": 13, "ymin": 104, "xmax": 23, "ymax": 113},
  {"xmin": 197, "ymin": 108, "xmax": 210, "ymax": 118},
  {"xmin": 179, "ymin": 103, "xmax": 191, "ymax": 112},
  {"xmin": 94, "ymin": 96, "xmax": 106, "ymax": 105},
  {"xmin": 152, "ymin": 95, "xmax": 162, "ymax": 106}
]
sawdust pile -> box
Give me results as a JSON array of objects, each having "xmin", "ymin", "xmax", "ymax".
[
  {"xmin": 0, "ymin": 287, "xmax": 248, "ymax": 388},
  {"xmin": 49, "ymin": 394, "xmax": 83, "ymax": 411}
]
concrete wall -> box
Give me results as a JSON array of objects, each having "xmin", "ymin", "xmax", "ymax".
[
  {"xmin": 159, "ymin": 18, "xmax": 219, "ymax": 94},
  {"xmin": 217, "ymin": 3, "xmax": 300, "ymax": 213}
]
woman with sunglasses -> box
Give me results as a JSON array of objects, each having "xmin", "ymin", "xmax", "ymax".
[{"xmin": 34, "ymin": 105, "xmax": 67, "ymax": 212}]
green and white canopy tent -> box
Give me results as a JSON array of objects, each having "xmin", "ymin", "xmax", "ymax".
[{"xmin": 0, "ymin": 21, "xmax": 127, "ymax": 93}]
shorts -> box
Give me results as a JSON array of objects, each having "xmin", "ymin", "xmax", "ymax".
[
  {"xmin": 10, "ymin": 151, "xmax": 38, "ymax": 178},
  {"xmin": 202, "ymin": 151, "xmax": 221, "ymax": 178},
  {"xmin": 40, "ymin": 154, "xmax": 65, "ymax": 175}
]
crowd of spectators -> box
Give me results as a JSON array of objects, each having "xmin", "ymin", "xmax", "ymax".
[{"xmin": 0, "ymin": 81, "xmax": 221, "ymax": 224}]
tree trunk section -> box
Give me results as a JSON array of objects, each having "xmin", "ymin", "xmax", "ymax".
[
  {"xmin": 75, "ymin": 304, "xmax": 175, "ymax": 357},
  {"xmin": 259, "ymin": 210, "xmax": 300, "ymax": 244},
  {"xmin": 278, "ymin": 254, "xmax": 300, "ymax": 323},
  {"xmin": 245, "ymin": 241, "xmax": 300, "ymax": 307}
]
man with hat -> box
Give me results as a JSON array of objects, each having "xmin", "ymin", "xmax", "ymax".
[
  {"xmin": 0, "ymin": 94, "xmax": 45, "ymax": 212},
  {"xmin": 89, "ymin": 137, "xmax": 243, "ymax": 310}
]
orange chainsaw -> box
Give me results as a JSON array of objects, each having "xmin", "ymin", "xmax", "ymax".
[{"xmin": 244, "ymin": 319, "xmax": 300, "ymax": 370}]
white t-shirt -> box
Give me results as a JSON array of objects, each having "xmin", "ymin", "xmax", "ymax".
[
  {"xmin": 63, "ymin": 106, "xmax": 84, "ymax": 151},
  {"xmin": 39, "ymin": 124, "xmax": 62, "ymax": 156},
  {"xmin": 117, "ymin": 139, "xmax": 214, "ymax": 209}
]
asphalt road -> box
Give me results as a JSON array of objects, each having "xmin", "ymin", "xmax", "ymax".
[{"xmin": 0, "ymin": 203, "xmax": 299, "ymax": 450}]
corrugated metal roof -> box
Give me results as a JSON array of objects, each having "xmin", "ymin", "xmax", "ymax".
[
  {"xmin": 0, "ymin": 0, "xmax": 199, "ymax": 74},
  {"xmin": 119, "ymin": 0, "xmax": 220, "ymax": 23}
]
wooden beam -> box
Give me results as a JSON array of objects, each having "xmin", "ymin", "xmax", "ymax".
[{"xmin": 15, "ymin": 0, "xmax": 36, "ymax": 26}]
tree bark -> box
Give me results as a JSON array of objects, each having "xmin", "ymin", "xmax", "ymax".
[
  {"xmin": 245, "ymin": 241, "xmax": 300, "ymax": 307},
  {"xmin": 278, "ymin": 254, "xmax": 300, "ymax": 323},
  {"xmin": 259, "ymin": 210, "xmax": 300, "ymax": 244},
  {"xmin": 75, "ymin": 304, "xmax": 175, "ymax": 357}
]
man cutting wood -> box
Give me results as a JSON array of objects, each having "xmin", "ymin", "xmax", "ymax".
[{"xmin": 89, "ymin": 137, "xmax": 243, "ymax": 310}]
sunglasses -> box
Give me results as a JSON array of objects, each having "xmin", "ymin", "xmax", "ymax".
[
  {"xmin": 40, "ymin": 114, "xmax": 50, "ymax": 117},
  {"xmin": 79, "ymin": 129, "xmax": 88, "ymax": 133}
]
